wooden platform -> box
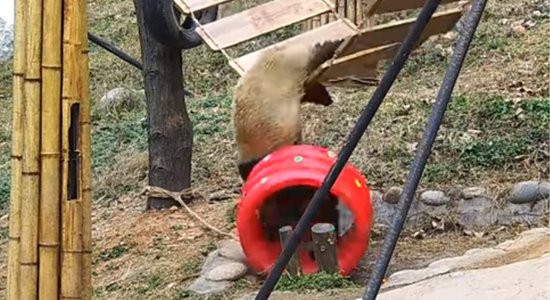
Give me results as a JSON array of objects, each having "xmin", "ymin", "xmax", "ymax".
[{"xmin": 174, "ymin": 0, "xmax": 470, "ymax": 87}]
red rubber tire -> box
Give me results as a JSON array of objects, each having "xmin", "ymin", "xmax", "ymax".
[{"xmin": 235, "ymin": 145, "xmax": 373, "ymax": 276}]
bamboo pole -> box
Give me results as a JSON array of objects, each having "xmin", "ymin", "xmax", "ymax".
[
  {"xmin": 19, "ymin": 0, "xmax": 43, "ymax": 296},
  {"xmin": 38, "ymin": 0, "xmax": 63, "ymax": 296},
  {"xmin": 7, "ymin": 0, "xmax": 27, "ymax": 298},
  {"xmin": 79, "ymin": 0, "xmax": 93, "ymax": 297},
  {"xmin": 60, "ymin": 0, "xmax": 84, "ymax": 298}
]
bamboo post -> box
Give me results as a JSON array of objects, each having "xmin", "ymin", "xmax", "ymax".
[
  {"xmin": 278, "ymin": 226, "xmax": 301, "ymax": 275},
  {"xmin": 79, "ymin": 0, "xmax": 93, "ymax": 297},
  {"xmin": 311, "ymin": 223, "xmax": 338, "ymax": 274},
  {"xmin": 60, "ymin": 0, "xmax": 84, "ymax": 298},
  {"xmin": 19, "ymin": 0, "xmax": 43, "ymax": 296},
  {"xmin": 38, "ymin": 0, "xmax": 63, "ymax": 296},
  {"xmin": 7, "ymin": 0, "xmax": 27, "ymax": 298}
]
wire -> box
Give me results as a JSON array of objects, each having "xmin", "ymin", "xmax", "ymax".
[
  {"xmin": 361, "ymin": 0, "xmax": 489, "ymax": 298},
  {"xmin": 253, "ymin": 0, "xmax": 444, "ymax": 299}
]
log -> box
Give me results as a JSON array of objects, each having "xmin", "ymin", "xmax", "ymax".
[
  {"xmin": 278, "ymin": 226, "xmax": 301, "ymax": 275},
  {"xmin": 311, "ymin": 223, "xmax": 338, "ymax": 274}
]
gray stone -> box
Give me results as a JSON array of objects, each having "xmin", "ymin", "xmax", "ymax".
[
  {"xmin": 375, "ymin": 254, "xmax": 550, "ymax": 300},
  {"xmin": 456, "ymin": 197, "xmax": 497, "ymax": 228},
  {"xmin": 508, "ymin": 180, "xmax": 550, "ymax": 204},
  {"xmin": 205, "ymin": 262, "xmax": 248, "ymax": 281},
  {"xmin": 383, "ymin": 265, "xmax": 451, "ymax": 289},
  {"xmin": 201, "ymin": 250, "xmax": 235, "ymax": 275},
  {"xmin": 420, "ymin": 190, "xmax": 450, "ymax": 206},
  {"xmin": 373, "ymin": 193, "xmax": 396, "ymax": 227},
  {"xmin": 188, "ymin": 276, "xmax": 232, "ymax": 295},
  {"xmin": 460, "ymin": 187, "xmax": 487, "ymax": 200},
  {"xmin": 497, "ymin": 201, "xmax": 547, "ymax": 226},
  {"xmin": 98, "ymin": 87, "xmax": 146, "ymax": 115},
  {"xmin": 383, "ymin": 187, "xmax": 403, "ymax": 204},
  {"xmin": 337, "ymin": 201, "xmax": 354, "ymax": 236},
  {"xmin": 218, "ymin": 239, "xmax": 246, "ymax": 263}
]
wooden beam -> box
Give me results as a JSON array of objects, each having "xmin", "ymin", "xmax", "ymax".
[
  {"xmin": 230, "ymin": 20, "xmax": 356, "ymax": 75},
  {"xmin": 338, "ymin": 8, "xmax": 464, "ymax": 57},
  {"xmin": 318, "ymin": 43, "xmax": 400, "ymax": 82},
  {"xmin": 196, "ymin": 0, "xmax": 335, "ymax": 50},
  {"xmin": 174, "ymin": 0, "xmax": 233, "ymax": 14},
  {"xmin": 278, "ymin": 226, "xmax": 301, "ymax": 275},
  {"xmin": 311, "ymin": 223, "xmax": 338, "ymax": 274}
]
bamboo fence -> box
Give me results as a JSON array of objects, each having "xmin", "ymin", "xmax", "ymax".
[
  {"xmin": 6, "ymin": 0, "xmax": 27, "ymax": 298},
  {"xmin": 7, "ymin": 0, "xmax": 92, "ymax": 298},
  {"xmin": 38, "ymin": 0, "xmax": 63, "ymax": 297}
]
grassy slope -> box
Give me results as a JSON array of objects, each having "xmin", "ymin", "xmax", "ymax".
[{"xmin": 0, "ymin": 0, "xmax": 548, "ymax": 298}]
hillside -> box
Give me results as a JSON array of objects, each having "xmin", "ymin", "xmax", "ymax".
[{"xmin": 0, "ymin": 0, "xmax": 549, "ymax": 299}]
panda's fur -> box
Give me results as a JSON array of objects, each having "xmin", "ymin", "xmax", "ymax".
[{"xmin": 231, "ymin": 39, "xmax": 344, "ymax": 181}]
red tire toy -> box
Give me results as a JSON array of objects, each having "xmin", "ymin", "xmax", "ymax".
[{"xmin": 235, "ymin": 144, "xmax": 373, "ymax": 276}]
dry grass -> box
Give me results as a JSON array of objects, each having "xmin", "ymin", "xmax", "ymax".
[{"xmin": 0, "ymin": 0, "xmax": 549, "ymax": 298}]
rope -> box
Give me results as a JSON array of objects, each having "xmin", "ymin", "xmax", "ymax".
[{"xmin": 140, "ymin": 185, "xmax": 237, "ymax": 240}]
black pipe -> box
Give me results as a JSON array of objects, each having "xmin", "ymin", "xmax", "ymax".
[
  {"xmin": 88, "ymin": 32, "xmax": 143, "ymax": 70},
  {"xmin": 87, "ymin": 31, "xmax": 192, "ymax": 97},
  {"xmin": 253, "ymin": 0, "xmax": 444, "ymax": 299},
  {"xmin": 362, "ymin": 0, "xmax": 488, "ymax": 299}
]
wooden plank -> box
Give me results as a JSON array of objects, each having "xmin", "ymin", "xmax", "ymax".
[
  {"xmin": 230, "ymin": 20, "xmax": 356, "ymax": 75},
  {"xmin": 339, "ymin": 8, "xmax": 464, "ymax": 57},
  {"xmin": 196, "ymin": 0, "xmax": 335, "ymax": 50},
  {"xmin": 318, "ymin": 43, "xmax": 400, "ymax": 81},
  {"xmin": 174, "ymin": 0, "xmax": 234, "ymax": 14}
]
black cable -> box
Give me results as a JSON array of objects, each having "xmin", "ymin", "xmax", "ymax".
[
  {"xmin": 362, "ymin": 0, "xmax": 488, "ymax": 299},
  {"xmin": 87, "ymin": 31, "xmax": 192, "ymax": 96},
  {"xmin": 253, "ymin": 0, "xmax": 443, "ymax": 299},
  {"xmin": 88, "ymin": 32, "xmax": 143, "ymax": 70}
]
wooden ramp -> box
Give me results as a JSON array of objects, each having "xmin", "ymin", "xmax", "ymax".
[{"xmin": 174, "ymin": 0, "xmax": 470, "ymax": 87}]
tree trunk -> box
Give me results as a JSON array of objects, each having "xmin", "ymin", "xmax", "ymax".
[{"xmin": 133, "ymin": 0, "xmax": 193, "ymax": 209}]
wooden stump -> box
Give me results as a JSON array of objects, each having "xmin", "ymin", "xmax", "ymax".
[
  {"xmin": 311, "ymin": 223, "xmax": 338, "ymax": 274},
  {"xmin": 278, "ymin": 226, "xmax": 300, "ymax": 275}
]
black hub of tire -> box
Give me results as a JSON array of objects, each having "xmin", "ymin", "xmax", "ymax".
[{"xmin": 142, "ymin": 0, "xmax": 218, "ymax": 49}]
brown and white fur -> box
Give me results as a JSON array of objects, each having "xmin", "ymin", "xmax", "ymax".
[{"xmin": 231, "ymin": 39, "xmax": 344, "ymax": 181}]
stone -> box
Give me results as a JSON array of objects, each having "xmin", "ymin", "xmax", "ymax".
[
  {"xmin": 218, "ymin": 239, "xmax": 246, "ymax": 263},
  {"xmin": 456, "ymin": 197, "xmax": 496, "ymax": 228},
  {"xmin": 508, "ymin": 181, "xmax": 550, "ymax": 204},
  {"xmin": 420, "ymin": 190, "xmax": 450, "ymax": 206},
  {"xmin": 460, "ymin": 187, "xmax": 487, "ymax": 200},
  {"xmin": 497, "ymin": 201, "xmax": 548, "ymax": 226},
  {"xmin": 337, "ymin": 201, "xmax": 354, "ymax": 236},
  {"xmin": 205, "ymin": 262, "xmax": 248, "ymax": 281},
  {"xmin": 375, "ymin": 254, "xmax": 550, "ymax": 300},
  {"xmin": 383, "ymin": 187, "xmax": 403, "ymax": 204},
  {"xmin": 383, "ymin": 265, "xmax": 451, "ymax": 289},
  {"xmin": 98, "ymin": 87, "xmax": 146, "ymax": 115},
  {"xmin": 188, "ymin": 276, "xmax": 232, "ymax": 295},
  {"xmin": 201, "ymin": 250, "xmax": 235, "ymax": 275}
]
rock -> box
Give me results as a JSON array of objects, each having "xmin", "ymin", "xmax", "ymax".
[
  {"xmin": 376, "ymin": 254, "xmax": 550, "ymax": 300},
  {"xmin": 420, "ymin": 190, "xmax": 450, "ymax": 206},
  {"xmin": 373, "ymin": 192, "xmax": 396, "ymax": 227},
  {"xmin": 460, "ymin": 187, "xmax": 487, "ymax": 200},
  {"xmin": 188, "ymin": 276, "xmax": 232, "ymax": 295},
  {"xmin": 98, "ymin": 87, "xmax": 146, "ymax": 115},
  {"xmin": 497, "ymin": 201, "xmax": 548, "ymax": 226},
  {"xmin": 205, "ymin": 262, "xmax": 248, "ymax": 281},
  {"xmin": 201, "ymin": 250, "xmax": 236, "ymax": 275},
  {"xmin": 218, "ymin": 239, "xmax": 246, "ymax": 263},
  {"xmin": 383, "ymin": 187, "xmax": 402, "ymax": 204},
  {"xmin": 456, "ymin": 197, "xmax": 496, "ymax": 228},
  {"xmin": 337, "ymin": 201, "xmax": 354, "ymax": 236},
  {"xmin": 508, "ymin": 181, "xmax": 550, "ymax": 204}
]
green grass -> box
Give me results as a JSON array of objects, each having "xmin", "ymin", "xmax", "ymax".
[{"xmin": 275, "ymin": 272, "xmax": 357, "ymax": 292}]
